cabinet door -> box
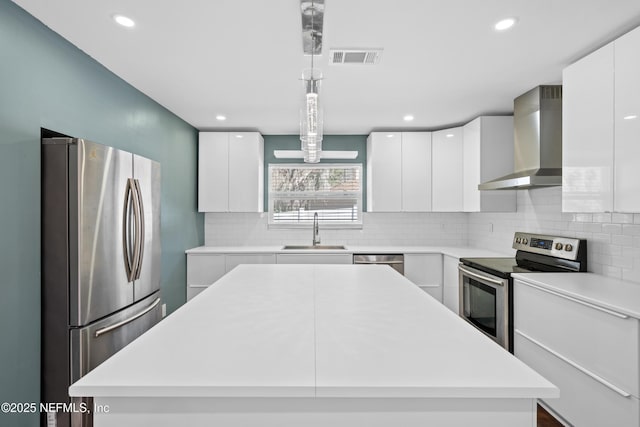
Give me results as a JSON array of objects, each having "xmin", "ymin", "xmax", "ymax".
[
  {"xmin": 442, "ymin": 255, "xmax": 460, "ymax": 314},
  {"xmin": 198, "ymin": 133, "xmax": 229, "ymax": 212},
  {"xmin": 186, "ymin": 254, "xmax": 226, "ymax": 300},
  {"xmin": 562, "ymin": 43, "xmax": 614, "ymax": 213},
  {"xmin": 225, "ymin": 254, "xmax": 276, "ymax": 272},
  {"xmin": 276, "ymin": 253, "xmax": 353, "ymax": 264},
  {"xmin": 367, "ymin": 133, "xmax": 402, "ymax": 212},
  {"xmin": 404, "ymin": 254, "xmax": 442, "ymax": 301},
  {"xmin": 614, "ymin": 27, "xmax": 640, "ymax": 212},
  {"xmin": 401, "ymin": 132, "xmax": 432, "ymax": 212},
  {"xmin": 462, "ymin": 119, "xmax": 481, "ymax": 212},
  {"xmin": 432, "ymin": 128, "xmax": 463, "ymax": 211},
  {"xmin": 228, "ymin": 132, "xmax": 264, "ymax": 212}
]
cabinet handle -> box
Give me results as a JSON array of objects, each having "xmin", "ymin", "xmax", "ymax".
[
  {"xmin": 418, "ymin": 284, "xmax": 441, "ymax": 288},
  {"xmin": 188, "ymin": 284, "xmax": 210, "ymax": 289},
  {"xmin": 515, "ymin": 329, "xmax": 632, "ymax": 398},
  {"xmin": 518, "ymin": 281, "xmax": 629, "ymax": 319}
]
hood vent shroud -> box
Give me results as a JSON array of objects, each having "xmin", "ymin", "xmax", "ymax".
[
  {"xmin": 479, "ymin": 85, "xmax": 563, "ymax": 190},
  {"xmin": 330, "ymin": 48, "xmax": 382, "ymax": 65}
]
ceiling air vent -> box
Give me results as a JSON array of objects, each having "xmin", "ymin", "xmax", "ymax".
[{"xmin": 330, "ymin": 48, "xmax": 383, "ymax": 65}]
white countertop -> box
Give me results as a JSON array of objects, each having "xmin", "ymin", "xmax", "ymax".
[
  {"xmin": 70, "ymin": 265, "xmax": 556, "ymax": 399},
  {"xmin": 513, "ymin": 272, "xmax": 640, "ymax": 319},
  {"xmin": 185, "ymin": 245, "xmax": 512, "ymax": 259}
]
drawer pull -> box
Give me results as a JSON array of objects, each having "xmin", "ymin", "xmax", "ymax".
[
  {"xmin": 518, "ymin": 281, "xmax": 629, "ymax": 319},
  {"xmin": 515, "ymin": 329, "xmax": 632, "ymax": 398},
  {"xmin": 188, "ymin": 284, "xmax": 210, "ymax": 289},
  {"xmin": 418, "ymin": 284, "xmax": 441, "ymax": 288}
]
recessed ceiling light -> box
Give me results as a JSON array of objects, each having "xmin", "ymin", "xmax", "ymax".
[
  {"xmin": 446, "ymin": 133, "xmax": 455, "ymax": 138},
  {"xmin": 403, "ymin": 115, "xmax": 414, "ymax": 122},
  {"xmin": 386, "ymin": 134, "xmax": 395, "ymax": 138},
  {"xmin": 623, "ymin": 114, "xmax": 638, "ymax": 120},
  {"xmin": 215, "ymin": 115, "xmax": 227, "ymax": 121},
  {"xmin": 494, "ymin": 17, "xmax": 517, "ymax": 31},
  {"xmin": 113, "ymin": 14, "xmax": 135, "ymax": 28},
  {"xmin": 235, "ymin": 134, "xmax": 244, "ymax": 138}
]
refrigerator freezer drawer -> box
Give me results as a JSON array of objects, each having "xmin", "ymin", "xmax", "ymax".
[{"xmin": 70, "ymin": 292, "xmax": 162, "ymax": 383}]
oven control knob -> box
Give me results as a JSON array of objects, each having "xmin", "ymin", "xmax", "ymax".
[
  {"xmin": 565, "ymin": 244, "xmax": 573, "ymax": 252},
  {"xmin": 522, "ymin": 238, "xmax": 528, "ymax": 245},
  {"xmin": 555, "ymin": 243, "xmax": 564, "ymax": 250},
  {"xmin": 515, "ymin": 237, "xmax": 521, "ymax": 243}
]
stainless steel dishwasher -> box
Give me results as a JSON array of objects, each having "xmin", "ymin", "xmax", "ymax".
[{"xmin": 353, "ymin": 254, "xmax": 404, "ymax": 275}]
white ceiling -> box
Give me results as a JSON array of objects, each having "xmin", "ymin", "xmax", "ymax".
[{"xmin": 12, "ymin": 0, "xmax": 640, "ymax": 134}]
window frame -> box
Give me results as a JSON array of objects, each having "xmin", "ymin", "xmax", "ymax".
[{"xmin": 267, "ymin": 163, "xmax": 363, "ymax": 229}]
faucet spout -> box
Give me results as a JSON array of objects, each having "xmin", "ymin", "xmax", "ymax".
[{"xmin": 312, "ymin": 212, "xmax": 321, "ymax": 246}]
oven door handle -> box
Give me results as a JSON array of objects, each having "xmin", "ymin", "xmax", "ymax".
[{"xmin": 458, "ymin": 265, "xmax": 506, "ymax": 287}]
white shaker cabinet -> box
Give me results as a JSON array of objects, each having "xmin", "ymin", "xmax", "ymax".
[
  {"xmin": 432, "ymin": 128, "xmax": 463, "ymax": 212},
  {"xmin": 186, "ymin": 254, "xmax": 226, "ymax": 300},
  {"xmin": 614, "ymin": 26, "xmax": 640, "ymax": 212},
  {"xmin": 462, "ymin": 117, "xmax": 516, "ymax": 212},
  {"xmin": 198, "ymin": 132, "xmax": 264, "ymax": 212},
  {"xmin": 367, "ymin": 133, "xmax": 402, "ymax": 212},
  {"xmin": 562, "ymin": 42, "xmax": 615, "ymax": 213},
  {"xmin": 404, "ymin": 254, "xmax": 442, "ymax": 302},
  {"xmin": 442, "ymin": 255, "xmax": 460, "ymax": 314}
]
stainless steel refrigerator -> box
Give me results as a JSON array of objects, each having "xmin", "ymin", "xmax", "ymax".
[{"xmin": 41, "ymin": 138, "xmax": 162, "ymax": 427}]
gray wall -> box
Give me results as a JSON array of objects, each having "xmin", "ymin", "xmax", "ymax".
[{"xmin": 0, "ymin": 2, "xmax": 203, "ymax": 425}]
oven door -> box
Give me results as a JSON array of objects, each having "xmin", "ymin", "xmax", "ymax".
[{"xmin": 458, "ymin": 264, "xmax": 510, "ymax": 350}]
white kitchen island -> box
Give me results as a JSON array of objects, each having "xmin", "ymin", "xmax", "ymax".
[{"xmin": 69, "ymin": 264, "xmax": 557, "ymax": 427}]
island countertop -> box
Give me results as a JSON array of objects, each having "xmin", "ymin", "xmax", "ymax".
[{"xmin": 69, "ymin": 264, "xmax": 556, "ymax": 400}]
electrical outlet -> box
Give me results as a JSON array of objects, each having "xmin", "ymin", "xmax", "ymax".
[{"xmin": 161, "ymin": 303, "xmax": 167, "ymax": 317}]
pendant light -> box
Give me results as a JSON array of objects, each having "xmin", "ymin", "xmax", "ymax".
[{"xmin": 300, "ymin": 0, "xmax": 323, "ymax": 163}]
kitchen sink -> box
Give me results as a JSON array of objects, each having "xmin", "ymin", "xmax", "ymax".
[{"xmin": 282, "ymin": 245, "xmax": 346, "ymax": 250}]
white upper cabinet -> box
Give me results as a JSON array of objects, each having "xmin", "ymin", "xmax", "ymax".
[
  {"xmin": 432, "ymin": 127, "xmax": 463, "ymax": 212},
  {"xmin": 402, "ymin": 132, "xmax": 432, "ymax": 212},
  {"xmin": 462, "ymin": 117, "xmax": 516, "ymax": 212},
  {"xmin": 562, "ymin": 42, "xmax": 615, "ymax": 213},
  {"xmin": 614, "ymin": 26, "xmax": 640, "ymax": 212},
  {"xmin": 367, "ymin": 133, "xmax": 402, "ymax": 211},
  {"xmin": 367, "ymin": 132, "xmax": 431, "ymax": 212},
  {"xmin": 563, "ymin": 25, "xmax": 640, "ymax": 213},
  {"xmin": 198, "ymin": 132, "xmax": 264, "ymax": 212}
]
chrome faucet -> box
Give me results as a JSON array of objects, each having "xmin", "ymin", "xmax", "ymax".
[{"xmin": 312, "ymin": 212, "xmax": 321, "ymax": 246}]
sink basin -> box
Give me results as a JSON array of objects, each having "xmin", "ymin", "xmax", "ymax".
[{"xmin": 282, "ymin": 245, "xmax": 346, "ymax": 250}]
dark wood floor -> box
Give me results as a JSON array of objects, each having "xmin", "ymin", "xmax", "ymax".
[{"xmin": 537, "ymin": 404, "xmax": 564, "ymax": 427}]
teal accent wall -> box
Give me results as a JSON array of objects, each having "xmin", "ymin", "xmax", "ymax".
[
  {"xmin": 0, "ymin": 2, "xmax": 203, "ymax": 425},
  {"xmin": 263, "ymin": 135, "xmax": 368, "ymax": 212}
]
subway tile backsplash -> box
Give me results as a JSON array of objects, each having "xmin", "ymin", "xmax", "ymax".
[
  {"xmin": 204, "ymin": 212, "xmax": 468, "ymax": 247},
  {"xmin": 205, "ymin": 186, "xmax": 640, "ymax": 284},
  {"xmin": 468, "ymin": 186, "xmax": 640, "ymax": 284}
]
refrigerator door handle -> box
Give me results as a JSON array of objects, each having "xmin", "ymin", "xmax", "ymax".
[
  {"xmin": 132, "ymin": 179, "xmax": 145, "ymax": 280},
  {"xmin": 94, "ymin": 297, "xmax": 161, "ymax": 338},
  {"xmin": 122, "ymin": 179, "xmax": 134, "ymax": 282}
]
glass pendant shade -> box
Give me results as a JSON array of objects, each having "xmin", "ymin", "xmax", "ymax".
[{"xmin": 300, "ymin": 68, "xmax": 323, "ymax": 162}]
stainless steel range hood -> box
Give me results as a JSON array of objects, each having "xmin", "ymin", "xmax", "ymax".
[{"xmin": 479, "ymin": 85, "xmax": 563, "ymax": 190}]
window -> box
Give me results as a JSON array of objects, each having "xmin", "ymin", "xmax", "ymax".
[{"xmin": 268, "ymin": 164, "xmax": 362, "ymax": 227}]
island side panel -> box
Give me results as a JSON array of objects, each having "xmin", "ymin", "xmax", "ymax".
[{"xmin": 92, "ymin": 396, "xmax": 537, "ymax": 427}]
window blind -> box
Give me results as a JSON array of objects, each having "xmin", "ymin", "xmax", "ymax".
[{"xmin": 268, "ymin": 164, "xmax": 362, "ymax": 227}]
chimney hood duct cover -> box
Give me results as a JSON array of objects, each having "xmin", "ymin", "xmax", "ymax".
[{"xmin": 478, "ymin": 85, "xmax": 563, "ymax": 190}]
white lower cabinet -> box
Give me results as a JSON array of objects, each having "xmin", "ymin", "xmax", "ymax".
[
  {"xmin": 404, "ymin": 254, "xmax": 443, "ymax": 302},
  {"xmin": 442, "ymin": 255, "xmax": 460, "ymax": 314},
  {"xmin": 225, "ymin": 254, "xmax": 276, "ymax": 272},
  {"xmin": 514, "ymin": 278, "xmax": 640, "ymax": 427},
  {"xmin": 186, "ymin": 254, "xmax": 226, "ymax": 300},
  {"xmin": 276, "ymin": 253, "xmax": 352, "ymax": 265}
]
